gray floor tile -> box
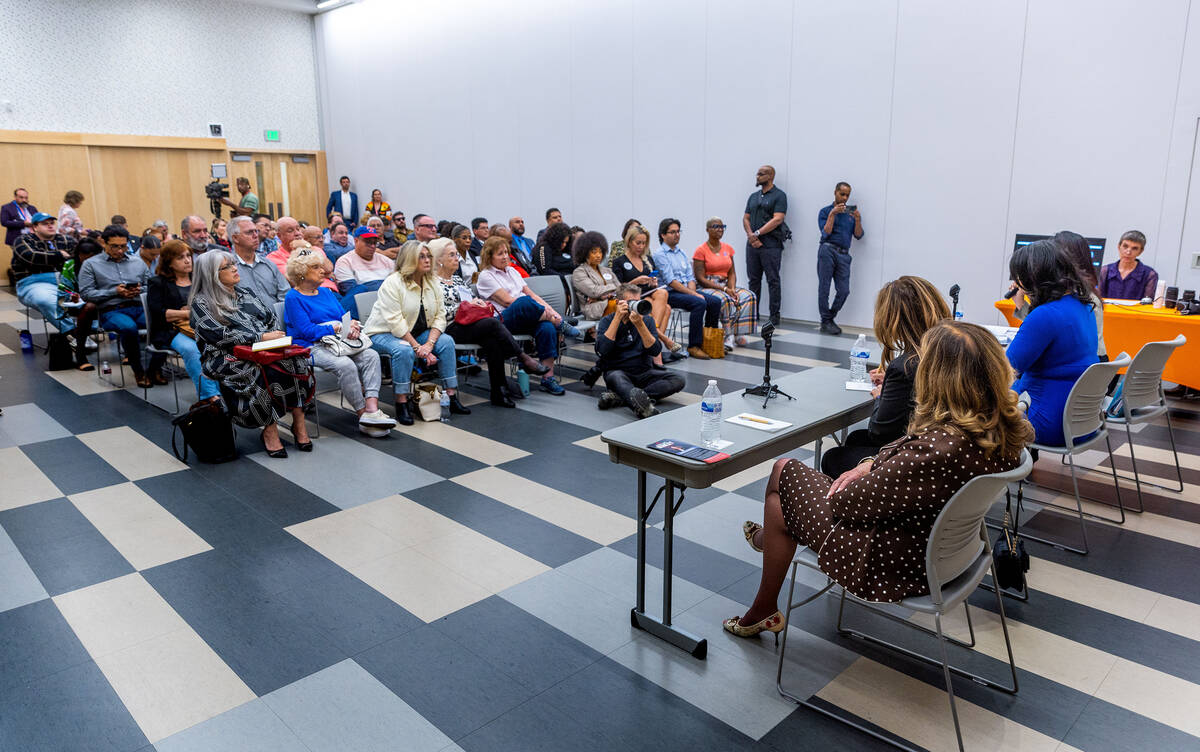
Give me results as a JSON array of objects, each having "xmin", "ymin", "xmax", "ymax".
[
  {"xmin": 0, "ymin": 403, "xmax": 73, "ymax": 448},
  {"xmin": 263, "ymin": 659, "xmax": 452, "ymax": 752},
  {"xmin": 248, "ymin": 433, "xmax": 442, "ymax": 509},
  {"xmin": 514, "ymin": 388, "xmax": 631, "ymax": 432},
  {"xmin": 153, "ymin": 699, "xmax": 305, "ymax": 752},
  {"xmin": 0, "ymin": 549, "xmax": 48, "ymax": 613},
  {"xmin": 501, "ymin": 569, "xmax": 638, "ymax": 657}
]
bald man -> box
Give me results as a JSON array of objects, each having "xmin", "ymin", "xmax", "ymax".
[
  {"xmin": 265, "ymin": 216, "xmax": 333, "ymax": 280},
  {"xmin": 743, "ymin": 165, "xmax": 788, "ymax": 326}
]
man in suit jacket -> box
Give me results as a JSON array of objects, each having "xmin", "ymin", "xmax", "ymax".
[
  {"xmin": 2, "ymin": 188, "xmax": 37, "ymax": 248},
  {"xmin": 468, "ymin": 216, "xmax": 489, "ymax": 258},
  {"xmin": 325, "ymin": 175, "xmax": 359, "ymax": 226}
]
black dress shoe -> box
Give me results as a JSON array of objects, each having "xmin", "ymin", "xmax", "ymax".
[
  {"xmin": 296, "ymin": 439, "xmax": 313, "ymax": 452},
  {"xmin": 395, "ymin": 401, "xmax": 414, "ymax": 426},
  {"xmin": 819, "ymin": 320, "xmax": 842, "ymax": 335},
  {"xmin": 490, "ymin": 391, "xmax": 517, "ymax": 408},
  {"xmin": 260, "ymin": 429, "xmax": 288, "ymax": 458},
  {"xmin": 449, "ymin": 394, "xmax": 472, "ymax": 415}
]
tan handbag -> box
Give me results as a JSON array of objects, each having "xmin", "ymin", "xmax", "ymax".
[
  {"xmin": 414, "ymin": 383, "xmax": 445, "ymax": 421},
  {"xmin": 701, "ymin": 327, "xmax": 726, "ymax": 359}
]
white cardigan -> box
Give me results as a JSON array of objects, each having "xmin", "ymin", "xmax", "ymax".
[{"xmin": 363, "ymin": 272, "xmax": 448, "ymax": 338}]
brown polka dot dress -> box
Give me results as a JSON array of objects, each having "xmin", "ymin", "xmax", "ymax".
[{"xmin": 778, "ymin": 428, "xmax": 1018, "ymax": 603}]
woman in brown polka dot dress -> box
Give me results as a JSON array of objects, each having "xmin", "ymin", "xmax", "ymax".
[{"xmin": 725, "ymin": 322, "xmax": 1034, "ymax": 638}]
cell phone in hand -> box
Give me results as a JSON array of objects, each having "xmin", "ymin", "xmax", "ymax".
[{"xmin": 846, "ymin": 205, "xmax": 857, "ymax": 213}]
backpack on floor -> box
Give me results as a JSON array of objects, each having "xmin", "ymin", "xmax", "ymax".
[
  {"xmin": 47, "ymin": 333, "xmax": 75, "ymax": 371},
  {"xmin": 171, "ymin": 399, "xmax": 238, "ymax": 463}
]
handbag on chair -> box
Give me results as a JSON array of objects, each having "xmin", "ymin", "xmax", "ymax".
[{"xmin": 992, "ymin": 499, "xmax": 1029, "ymax": 591}]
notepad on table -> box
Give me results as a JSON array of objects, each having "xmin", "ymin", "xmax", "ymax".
[
  {"xmin": 251, "ymin": 336, "xmax": 293, "ymax": 352},
  {"xmin": 725, "ymin": 413, "xmax": 792, "ymax": 431},
  {"xmin": 845, "ymin": 381, "xmax": 874, "ymax": 392}
]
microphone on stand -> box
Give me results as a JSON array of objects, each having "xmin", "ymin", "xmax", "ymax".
[{"xmin": 948, "ymin": 284, "xmax": 961, "ymax": 318}]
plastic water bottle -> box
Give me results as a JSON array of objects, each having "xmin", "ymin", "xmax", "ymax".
[
  {"xmin": 439, "ymin": 390, "xmax": 451, "ymax": 422},
  {"xmin": 849, "ymin": 334, "xmax": 870, "ymax": 383},
  {"xmin": 954, "ymin": 311, "xmax": 964, "ymax": 322},
  {"xmin": 101, "ymin": 360, "xmax": 112, "ymax": 375},
  {"xmin": 700, "ymin": 380, "xmax": 722, "ymax": 447},
  {"xmin": 19, "ymin": 330, "xmax": 33, "ymax": 352}
]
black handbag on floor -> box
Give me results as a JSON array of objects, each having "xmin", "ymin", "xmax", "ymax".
[
  {"xmin": 47, "ymin": 333, "xmax": 75, "ymax": 370},
  {"xmin": 171, "ymin": 399, "xmax": 238, "ymax": 463},
  {"xmin": 992, "ymin": 492, "xmax": 1029, "ymax": 591}
]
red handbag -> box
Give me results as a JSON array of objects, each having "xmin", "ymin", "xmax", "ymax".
[
  {"xmin": 232, "ymin": 344, "xmax": 311, "ymax": 364},
  {"xmin": 454, "ymin": 301, "xmax": 496, "ymax": 326}
]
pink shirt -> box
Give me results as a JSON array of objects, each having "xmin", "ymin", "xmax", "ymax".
[
  {"xmin": 266, "ymin": 247, "xmax": 337, "ymax": 291},
  {"xmin": 475, "ymin": 266, "xmax": 527, "ymax": 311},
  {"xmin": 333, "ymin": 250, "xmax": 394, "ymax": 286}
]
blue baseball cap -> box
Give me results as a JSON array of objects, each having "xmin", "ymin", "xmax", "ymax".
[
  {"xmin": 31, "ymin": 212, "xmax": 55, "ymax": 224},
  {"xmin": 353, "ymin": 226, "xmax": 380, "ymax": 239}
]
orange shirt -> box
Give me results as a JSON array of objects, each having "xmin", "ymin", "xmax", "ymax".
[{"xmin": 693, "ymin": 242, "xmax": 735, "ymax": 278}]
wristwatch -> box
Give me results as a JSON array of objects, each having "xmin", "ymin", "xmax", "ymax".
[{"xmin": 752, "ymin": 230, "xmax": 760, "ymax": 238}]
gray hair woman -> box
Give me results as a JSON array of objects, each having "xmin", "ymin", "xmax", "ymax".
[
  {"xmin": 283, "ymin": 248, "xmax": 394, "ymax": 435},
  {"xmin": 190, "ymin": 250, "xmax": 314, "ymax": 457}
]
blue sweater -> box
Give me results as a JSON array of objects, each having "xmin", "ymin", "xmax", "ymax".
[
  {"xmin": 1007, "ymin": 296, "xmax": 1098, "ymax": 446},
  {"xmin": 284, "ymin": 287, "xmax": 344, "ymax": 348}
]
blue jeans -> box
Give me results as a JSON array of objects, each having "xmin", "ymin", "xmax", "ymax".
[
  {"xmin": 16, "ymin": 273, "xmax": 72, "ymax": 332},
  {"xmin": 666, "ymin": 290, "xmax": 721, "ymax": 348},
  {"xmin": 99, "ymin": 305, "xmax": 151, "ymax": 374},
  {"xmin": 500, "ymin": 295, "xmax": 558, "ymax": 360},
  {"xmin": 816, "ymin": 243, "xmax": 852, "ymax": 323},
  {"xmin": 171, "ymin": 332, "xmax": 221, "ymax": 400},
  {"xmin": 371, "ymin": 330, "xmax": 458, "ymax": 396}
]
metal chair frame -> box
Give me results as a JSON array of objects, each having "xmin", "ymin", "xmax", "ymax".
[
  {"xmin": 139, "ymin": 292, "xmax": 182, "ymax": 414},
  {"xmin": 776, "ymin": 451, "xmax": 1033, "ymax": 752}
]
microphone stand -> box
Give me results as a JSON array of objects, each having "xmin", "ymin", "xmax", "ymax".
[
  {"xmin": 949, "ymin": 284, "xmax": 961, "ymax": 319},
  {"xmin": 743, "ymin": 324, "xmax": 795, "ymax": 409}
]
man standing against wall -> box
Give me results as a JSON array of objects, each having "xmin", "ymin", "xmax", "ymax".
[
  {"xmin": 325, "ymin": 176, "xmax": 359, "ymax": 227},
  {"xmin": 2, "ymin": 188, "xmax": 37, "ymax": 252},
  {"xmin": 743, "ymin": 165, "xmax": 788, "ymax": 326},
  {"xmin": 815, "ymin": 181, "xmax": 863, "ymax": 335}
]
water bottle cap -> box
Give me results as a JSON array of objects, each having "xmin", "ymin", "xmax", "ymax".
[{"xmin": 708, "ymin": 380, "xmax": 717, "ymax": 385}]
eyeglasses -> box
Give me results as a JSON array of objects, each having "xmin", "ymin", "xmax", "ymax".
[
  {"xmin": 416, "ymin": 223, "xmax": 436, "ymax": 229},
  {"xmin": 709, "ymin": 224, "xmax": 726, "ymax": 230},
  {"xmin": 218, "ymin": 263, "xmax": 236, "ymax": 271},
  {"xmin": 417, "ymin": 252, "xmax": 433, "ymax": 259}
]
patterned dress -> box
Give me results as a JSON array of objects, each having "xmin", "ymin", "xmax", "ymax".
[
  {"xmin": 192, "ymin": 287, "xmax": 313, "ymax": 428},
  {"xmin": 778, "ymin": 428, "xmax": 1019, "ymax": 603},
  {"xmin": 693, "ymin": 242, "xmax": 757, "ymax": 337}
]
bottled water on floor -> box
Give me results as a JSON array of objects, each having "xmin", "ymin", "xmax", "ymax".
[
  {"xmin": 700, "ymin": 380, "xmax": 722, "ymax": 447},
  {"xmin": 849, "ymin": 334, "xmax": 870, "ymax": 383},
  {"xmin": 440, "ymin": 391, "xmax": 451, "ymax": 422}
]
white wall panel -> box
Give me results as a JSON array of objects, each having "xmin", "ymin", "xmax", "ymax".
[{"xmin": 882, "ymin": 0, "xmax": 1027, "ymax": 323}]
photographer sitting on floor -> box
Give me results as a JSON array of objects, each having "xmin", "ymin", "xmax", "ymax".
[{"xmin": 595, "ymin": 284, "xmax": 686, "ymax": 419}]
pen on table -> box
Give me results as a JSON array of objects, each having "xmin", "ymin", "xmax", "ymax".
[{"xmin": 739, "ymin": 414, "xmax": 772, "ymax": 425}]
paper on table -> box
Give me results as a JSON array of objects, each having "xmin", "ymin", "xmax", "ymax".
[
  {"xmin": 845, "ymin": 381, "xmax": 874, "ymax": 392},
  {"xmin": 725, "ymin": 413, "xmax": 792, "ymax": 431}
]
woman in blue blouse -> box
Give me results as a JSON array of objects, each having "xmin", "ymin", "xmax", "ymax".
[
  {"xmin": 284, "ymin": 248, "xmax": 395, "ymax": 435},
  {"xmin": 1006, "ymin": 240, "xmax": 1098, "ymax": 446}
]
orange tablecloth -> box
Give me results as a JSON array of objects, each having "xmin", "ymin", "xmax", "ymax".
[{"xmin": 995, "ymin": 299, "xmax": 1199, "ymax": 390}]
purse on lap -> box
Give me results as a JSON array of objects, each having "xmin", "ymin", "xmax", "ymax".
[
  {"xmin": 454, "ymin": 301, "xmax": 496, "ymax": 326},
  {"xmin": 232, "ymin": 343, "xmax": 311, "ymax": 365}
]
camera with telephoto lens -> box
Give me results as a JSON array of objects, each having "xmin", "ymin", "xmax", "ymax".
[{"xmin": 634, "ymin": 298, "xmax": 653, "ymax": 316}]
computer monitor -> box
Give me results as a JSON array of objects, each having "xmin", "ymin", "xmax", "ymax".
[{"xmin": 1013, "ymin": 233, "xmax": 1106, "ymax": 271}]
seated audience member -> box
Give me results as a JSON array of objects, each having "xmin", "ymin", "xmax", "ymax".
[
  {"xmin": 227, "ymin": 216, "xmax": 289, "ymax": 306},
  {"xmin": 532, "ymin": 221, "xmax": 575, "ymax": 276},
  {"xmin": 694, "ymin": 216, "xmax": 757, "ymax": 349},
  {"xmin": 138, "ymin": 234, "xmax": 163, "ymax": 274},
  {"xmin": 607, "ymin": 218, "xmax": 641, "ymax": 265},
  {"xmin": 411, "ymin": 213, "xmax": 438, "ymax": 243},
  {"xmin": 363, "ymin": 189, "xmax": 391, "ymax": 221},
  {"xmin": 652, "ymin": 218, "xmax": 721, "ymax": 360},
  {"xmin": 1006, "ymin": 239, "xmax": 1099, "ymax": 447},
  {"xmin": 431, "ymin": 238, "xmax": 548, "ymax": 408},
  {"xmin": 324, "ymin": 213, "xmax": 343, "ymax": 243},
  {"xmin": 147, "ymin": 240, "xmax": 220, "ymax": 402},
  {"xmin": 611, "ymin": 223, "xmax": 679, "ymax": 358},
  {"xmin": 180, "ymin": 214, "xmax": 223, "ymax": 254},
  {"xmin": 536, "ymin": 207, "xmax": 562, "ymax": 243},
  {"xmin": 211, "ymin": 218, "xmax": 230, "ymax": 249},
  {"xmin": 495, "ymin": 223, "xmax": 533, "ymax": 277},
  {"xmin": 437, "ymin": 220, "xmax": 454, "ymax": 238},
  {"xmin": 509, "ymin": 216, "xmax": 535, "ymax": 259},
  {"xmin": 489, "ymin": 222, "xmax": 509, "ymax": 242},
  {"xmin": 333, "ymin": 225, "xmax": 395, "ymax": 295},
  {"xmin": 727, "ymin": 321, "xmax": 1032, "ymax": 638},
  {"xmin": 323, "ymin": 222, "xmax": 353, "ymax": 263},
  {"xmin": 820, "ymin": 276, "xmax": 950, "ymax": 477},
  {"xmin": 57, "ymin": 190, "xmax": 85, "ymax": 237},
  {"xmin": 364, "ymin": 241, "xmax": 470, "ymax": 425},
  {"xmin": 380, "ymin": 217, "xmax": 404, "ymax": 252},
  {"xmin": 13, "ymin": 212, "xmax": 76, "ymax": 335},
  {"xmin": 301, "ymin": 223, "xmax": 325, "ymax": 249},
  {"xmin": 255, "ymin": 214, "xmax": 278, "ymax": 254},
  {"xmin": 469, "ymin": 217, "xmax": 489, "ymax": 258},
  {"xmin": 476, "ymin": 236, "xmax": 574, "ymax": 395},
  {"xmin": 386, "ymin": 212, "xmax": 408, "ymax": 243},
  {"xmin": 189, "ymin": 251, "xmax": 312, "ymax": 457},
  {"xmin": 449, "ymin": 223, "xmax": 479, "ymax": 281},
  {"xmin": 284, "ymin": 248, "xmax": 394, "ymax": 435},
  {"xmin": 145, "ymin": 222, "xmax": 169, "ymax": 243},
  {"xmin": 1052, "ymin": 230, "xmax": 1107, "ymax": 360},
  {"xmin": 363, "ymin": 217, "xmax": 396, "ymax": 259},
  {"xmin": 58, "ymin": 237, "xmax": 103, "ymax": 370},
  {"xmin": 110, "ymin": 215, "xmax": 141, "ymax": 252},
  {"xmin": 267, "ymin": 217, "xmax": 335, "ymax": 292},
  {"xmin": 571, "ymin": 230, "xmax": 619, "ymax": 320},
  {"xmin": 595, "ymin": 285, "xmax": 686, "ymax": 418},
  {"xmin": 80, "ymin": 225, "xmax": 160, "ymax": 388},
  {"xmin": 1097, "ymin": 229, "xmax": 1158, "ymax": 301}
]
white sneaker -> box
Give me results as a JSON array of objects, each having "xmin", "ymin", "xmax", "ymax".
[
  {"xmin": 724, "ymin": 335, "xmax": 735, "ymax": 351},
  {"xmin": 359, "ymin": 409, "xmax": 397, "ymax": 427}
]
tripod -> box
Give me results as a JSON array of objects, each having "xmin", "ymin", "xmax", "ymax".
[{"xmin": 743, "ymin": 324, "xmax": 794, "ymax": 409}]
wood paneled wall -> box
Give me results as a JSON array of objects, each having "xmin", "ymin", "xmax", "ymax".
[{"xmin": 0, "ymin": 131, "xmax": 326, "ymax": 283}]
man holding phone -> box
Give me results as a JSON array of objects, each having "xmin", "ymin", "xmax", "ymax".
[
  {"xmin": 816, "ymin": 181, "xmax": 864, "ymax": 335},
  {"xmin": 79, "ymin": 225, "xmax": 158, "ymax": 387}
]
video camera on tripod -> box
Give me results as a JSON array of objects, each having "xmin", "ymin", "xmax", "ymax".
[{"xmin": 204, "ymin": 163, "xmax": 229, "ymax": 218}]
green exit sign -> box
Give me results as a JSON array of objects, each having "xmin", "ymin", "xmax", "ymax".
[{"xmin": 263, "ymin": 129, "xmax": 281, "ymax": 142}]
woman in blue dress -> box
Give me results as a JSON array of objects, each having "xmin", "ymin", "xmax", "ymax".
[{"xmin": 1006, "ymin": 240, "xmax": 1098, "ymax": 447}]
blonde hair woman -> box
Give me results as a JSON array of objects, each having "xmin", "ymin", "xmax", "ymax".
[
  {"xmin": 610, "ymin": 224, "xmax": 679, "ymax": 358},
  {"xmin": 727, "ymin": 321, "xmax": 1032, "ymax": 638},
  {"xmin": 363, "ymin": 240, "xmax": 470, "ymax": 425},
  {"xmin": 283, "ymin": 248, "xmax": 393, "ymax": 435},
  {"xmin": 820, "ymin": 275, "xmax": 951, "ymax": 477}
]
